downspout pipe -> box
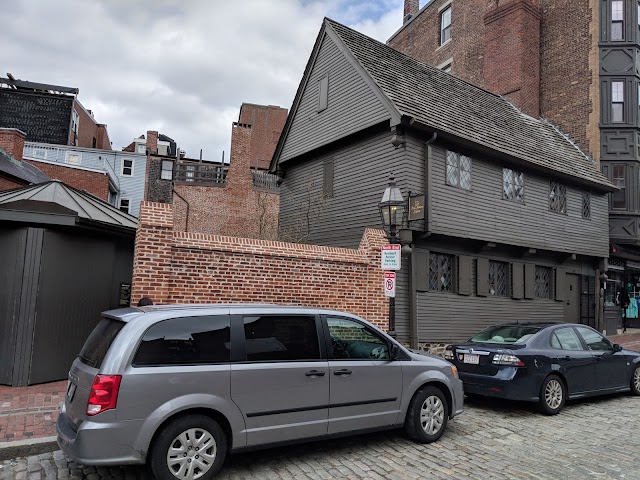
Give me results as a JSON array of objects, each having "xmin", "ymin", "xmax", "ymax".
[
  {"xmin": 172, "ymin": 187, "xmax": 190, "ymax": 232},
  {"xmin": 409, "ymin": 131, "xmax": 438, "ymax": 349}
]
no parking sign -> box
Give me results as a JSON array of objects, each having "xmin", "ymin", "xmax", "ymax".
[{"xmin": 384, "ymin": 272, "xmax": 396, "ymax": 298}]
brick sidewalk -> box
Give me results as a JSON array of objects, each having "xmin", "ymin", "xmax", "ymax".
[
  {"xmin": 0, "ymin": 381, "xmax": 66, "ymax": 443},
  {"xmin": 0, "ymin": 331, "xmax": 638, "ymax": 447}
]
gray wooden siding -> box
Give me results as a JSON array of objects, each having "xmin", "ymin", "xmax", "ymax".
[
  {"xmin": 394, "ymin": 244, "xmax": 592, "ymax": 344},
  {"xmin": 280, "ymin": 130, "xmax": 411, "ymax": 248},
  {"xmin": 279, "ymin": 33, "xmax": 391, "ymax": 163},
  {"xmin": 427, "ymin": 143, "xmax": 609, "ymax": 258}
]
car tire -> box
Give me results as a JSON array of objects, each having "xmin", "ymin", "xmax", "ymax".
[
  {"xmin": 150, "ymin": 414, "xmax": 227, "ymax": 480},
  {"xmin": 631, "ymin": 365, "xmax": 640, "ymax": 396},
  {"xmin": 405, "ymin": 385, "xmax": 449, "ymax": 444},
  {"xmin": 538, "ymin": 375, "xmax": 566, "ymax": 415}
]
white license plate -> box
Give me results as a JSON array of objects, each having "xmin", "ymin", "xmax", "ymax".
[{"xmin": 463, "ymin": 354, "xmax": 480, "ymax": 364}]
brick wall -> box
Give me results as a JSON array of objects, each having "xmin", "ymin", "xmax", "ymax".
[
  {"xmin": 0, "ymin": 128, "xmax": 26, "ymax": 161},
  {"xmin": 483, "ymin": 0, "xmax": 541, "ymax": 117},
  {"xmin": 238, "ymin": 104, "xmax": 288, "ymax": 170},
  {"xmin": 389, "ymin": 0, "xmax": 487, "ymax": 88},
  {"xmin": 172, "ymin": 123, "xmax": 280, "ymax": 239},
  {"xmin": 0, "ymin": 175, "xmax": 25, "ymax": 191},
  {"xmin": 24, "ymin": 160, "xmax": 109, "ymax": 200},
  {"xmin": 131, "ymin": 201, "xmax": 390, "ymax": 329}
]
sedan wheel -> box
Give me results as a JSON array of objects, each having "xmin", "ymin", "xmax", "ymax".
[
  {"xmin": 539, "ymin": 375, "xmax": 566, "ymax": 415},
  {"xmin": 405, "ymin": 386, "xmax": 449, "ymax": 443},
  {"xmin": 151, "ymin": 415, "xmax": 227, "ymax": 480},
  {"xmin": 632, "ymin": 366, "xmax": 640, "ymax": 396}
]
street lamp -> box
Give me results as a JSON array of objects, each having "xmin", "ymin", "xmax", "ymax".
[{"xmin": 378, "ymin": 175, "xmax": 406, "ymax": 337}]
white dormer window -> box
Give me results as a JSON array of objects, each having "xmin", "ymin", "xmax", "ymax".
[{"xmin": 122, "ymin": 159, "xmax": 134, "ymax": 176}]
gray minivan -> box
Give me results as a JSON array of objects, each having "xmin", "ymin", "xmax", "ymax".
[{"xmin": 57, "ymin": 305, "xmax": 463, "ymax": 479}]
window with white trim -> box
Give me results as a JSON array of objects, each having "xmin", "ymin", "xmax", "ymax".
[
  {"xmin": 612, "ymin": 81, "xmax": 624, "ymax": 122},
  {"xmin": 446, "ymin": 150, "xmax": 472, "ymax": 190},
  {"xmin": 503, "ymin": 168, "xmax": 524, "ymax": 202},
  {"xmin": 440, "ymin": 6, "xmax": 451, "ymax": 45},
  {"xmin": 612, "ymin": 0, "xmax": 624, "ymax": 40},
  {"xmin": 121, "ymin": 159, "xmax": 133, "ymax": 177},
  {"xmin": 119, "ymin": 198, "xmax": 130, "ymax": 214}
]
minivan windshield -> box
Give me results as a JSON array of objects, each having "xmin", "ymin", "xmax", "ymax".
[
  {"xmin": 469, "ymin": 325, "xmax": 542, "ymax": 345},
  {"xmin": 78, "ymin": 317, "xmax": 125, "ymax": 368}
]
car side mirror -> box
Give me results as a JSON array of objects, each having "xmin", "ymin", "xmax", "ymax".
[
  {"xmin": 390, "ymin": 343, "xmax": 400, "ymax": 360},
  {"xmin": 613, "ymin": 343, "xmax": 622, "ymax": 353}
]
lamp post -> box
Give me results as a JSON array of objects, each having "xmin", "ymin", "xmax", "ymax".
[{"xmin": 378, "ymin": 175, "xmax": 406, "ymax": 336}]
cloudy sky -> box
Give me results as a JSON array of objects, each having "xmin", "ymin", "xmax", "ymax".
[{"xmin": 2, "ymin": 0, "xmax": 406, "ymax": 160}]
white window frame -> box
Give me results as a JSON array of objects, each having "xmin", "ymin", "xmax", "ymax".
[
  {"xmin": 612, "ymin": 80, "xmax": 625, "ymax": 122},
  {"xmin": 121, "ymin": 158, "xmax": 134, "ymax": 177},
  {"xmin": 119, "ymin": 198, "xmax": 131, "ymax": 214},
  {"xmin": 440, "ymin": 6, "xmax": 452, "ymax": 45}
]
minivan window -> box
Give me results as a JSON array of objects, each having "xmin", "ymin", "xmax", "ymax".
[
  {"xmin": 79, "ymin": 318, "xmax": 125, "ymax": 368},
  {"xmin": 243, "ymin": 315, "xmax": 320, "ymax": 361},
  {"xmin": 133, "ymin": 315, "xmax": 230, "ymax": 366},
  {"xmin": 327, "ymin": 317, "xmax": 389, "ymax": 359}
]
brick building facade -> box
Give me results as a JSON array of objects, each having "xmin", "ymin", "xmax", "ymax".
[
  {"xmin": 23, "ymin": 160, "xmax": 109, "ymax": 201},
  {"xmin": 131, "ymin": 201, "xmax": 389, "ymax": 329},
  {"xmin": 389, "ymin": 0, "xmax": 600, "ymax": 162}
]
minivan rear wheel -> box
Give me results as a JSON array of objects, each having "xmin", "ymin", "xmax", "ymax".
[
  {"xmin": 404, "ymin": 385, "xmax": 449, "ymax": 444},
  {"xmin": 151, "ymin": 414, "xmax": 227, "ymax": 480}
]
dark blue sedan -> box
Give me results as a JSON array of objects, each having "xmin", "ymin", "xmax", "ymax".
[{"xmin": 445, "ymin": 323, "xmax": 640, "ymax": 414}]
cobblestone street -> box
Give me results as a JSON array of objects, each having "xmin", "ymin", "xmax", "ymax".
[{"xmin": 1, "ymin": 394, "xmax": 639, "ymax": 480}]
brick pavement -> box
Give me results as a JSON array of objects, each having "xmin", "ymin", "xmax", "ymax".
[
  {"xmin": 0, "ymin": 382, "xmax": 66, "ymax": 443},
  {"xmin": 0, "ymin": 395, "xmax": 639, "ymax": 479}
]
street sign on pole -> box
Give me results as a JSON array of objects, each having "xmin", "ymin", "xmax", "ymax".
[
  {"xmin": 384, "ymin": 272, "xmax": 396, "ymax": 298},
  {"xmin": 381, "ymin": 244, "xmax": 401, "ymax": 270}
]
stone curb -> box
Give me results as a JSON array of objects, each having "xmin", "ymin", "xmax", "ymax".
[{"xmin": 0, "ymin": 437, "xmax": 58, "ymax": 462}]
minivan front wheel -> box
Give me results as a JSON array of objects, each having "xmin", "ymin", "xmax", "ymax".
[
  {"xmin": 405, "ymin": 385, "xmax": 449, "ymax": 443},
  {"xmin": 151, "ymin": 415, "xmax": 227, "ymax": 480}
]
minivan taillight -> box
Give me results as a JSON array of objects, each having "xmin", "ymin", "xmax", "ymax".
[{"xmin": 87, "ymin": 375, "xmax": 121, "ymax": 416}]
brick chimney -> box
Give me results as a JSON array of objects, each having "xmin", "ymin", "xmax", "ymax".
[
  {"xmin": 146, "ymin": 130, "xmax": 159, "ymax": 154},
  {"xmin": 404, "ymin": 0, "xmax": 419, "ymax": 23},
  {"xmin": 0, "ymin": 128, "xmax": 26, "ymax": 161},
  {"xmin": 483, "ymin": 0, "xmax": 541, "ymax": 117}
]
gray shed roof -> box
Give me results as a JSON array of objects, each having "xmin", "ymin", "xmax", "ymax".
[
  {"xmin": 0, "ymin": 180, "xmax": 137, "ymax": 232},
  {"xmin": 274, "ymin": 19, "xmax": 614, "ymax": 191},
  {"xmin": 0, "ymin": 149, "xmax": 50, "ymax": 184}
]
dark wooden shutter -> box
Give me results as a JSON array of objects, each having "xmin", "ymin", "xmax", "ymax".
[
  {"xmin": 555, "ymin": 268, "xmax": 565, "ymax": 301},
  {"xmin": 458, "ymin": 256, "xmax": 472, "ymax": 296},
  {"xmin": 524, "ymin": 264, "xmax": 536, "ymax": 299},
  {"xmin": 415, "ymin": 251, "xmax": 428, "ymax": 292},
  {"xmin": 323, "ymin": 158, "xmax": 334, "ymax": 198},
  {"xmin": 476, "ymin": 258, "xmax": 489, "ymax": 297},
  {"xmin": 512, "ymin": 262, "xmax": 524, "ymax": 299}
]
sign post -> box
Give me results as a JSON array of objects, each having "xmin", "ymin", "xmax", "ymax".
[
  {"xmin": 384, "ymin": 272, "xmax": 396, "ymax": 298},
  {"xmin": 381, "ymin": 244, "xmax": 401, "ymax": 270}
]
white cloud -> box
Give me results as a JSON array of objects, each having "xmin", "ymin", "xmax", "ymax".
[{"xmin": 1, "ymin": 0, "xmax": 403, "ymax": 159}]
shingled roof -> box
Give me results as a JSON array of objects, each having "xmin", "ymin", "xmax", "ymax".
[{"xmin": 282, "ymin": 18, "xmax": 613, "ymax": 191}]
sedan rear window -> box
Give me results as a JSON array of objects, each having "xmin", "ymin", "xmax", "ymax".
[
  {"xmin": 78, "ymin": 318, "xmax": 125, "ymax": 368},
  {"xmin": 470, "ymin": 325, "xmax": 542, "ymax": 344}
]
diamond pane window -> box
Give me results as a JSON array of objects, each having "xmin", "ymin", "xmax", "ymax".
[
  {"xmin": 429, "ymin": 252, "xmax": 454, "ymax": 293},
  {"xmin": 535, "ymin": 266, "xmax": 552, "ymax": 299},
  {"xmin": 582, "ymin": 192, "xmax": 591, "ymax": 219},
  {"xmin": 445, "ymin": 150, "xmax": 472, "ymax": 190},
  {"xmin": 489, "ymin": 261, "xmax": 508, "ymax": 296},
  {"xmin": 503, "ymin": 168, "xmax": 524, "ymax": 202},
  {"xmin": 549, "ymin": 181, "xmax": 567, "ymax": 213}
]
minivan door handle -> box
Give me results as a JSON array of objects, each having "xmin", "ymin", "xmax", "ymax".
[
  {"xmin": 305, "ymin": 370, "xmax": 326, "ymax": 377},
  {"xmin": 334, "ymin": 369, "xmax": 352, "ymax": 376}
]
